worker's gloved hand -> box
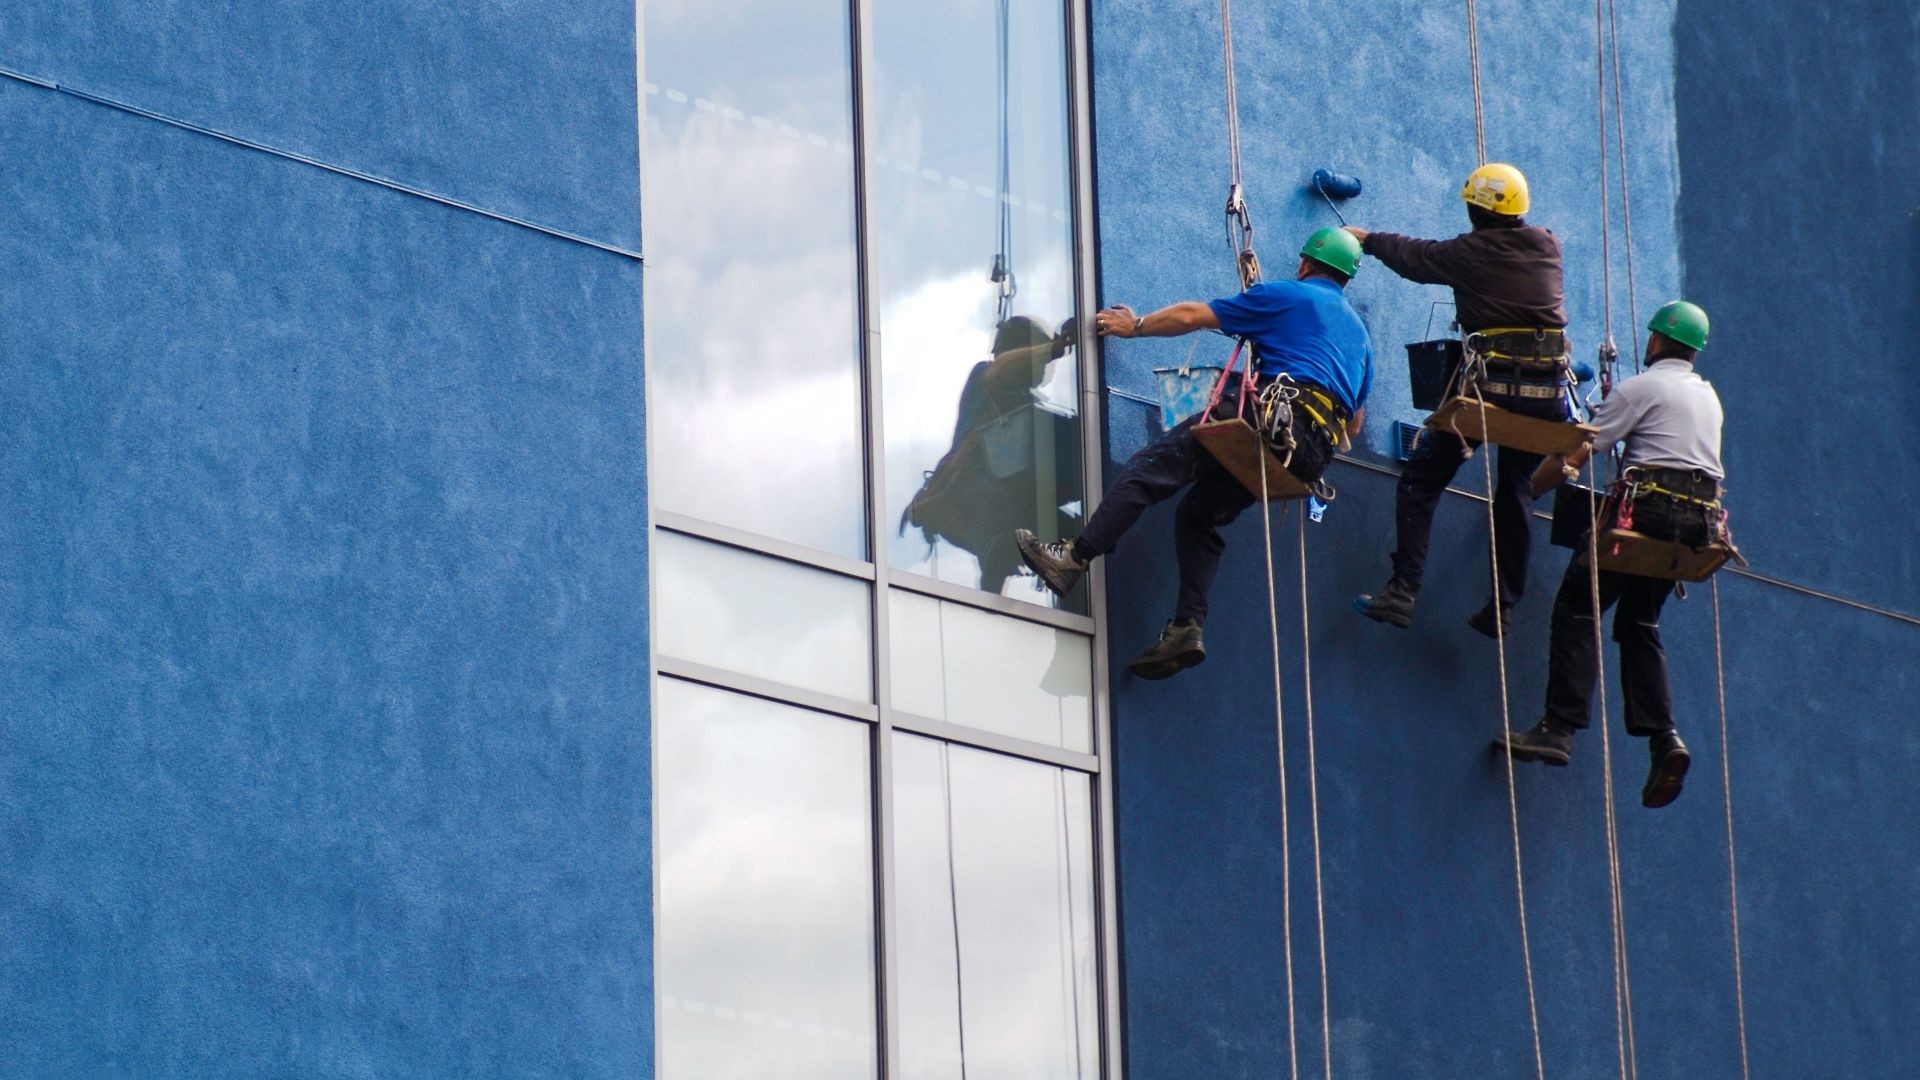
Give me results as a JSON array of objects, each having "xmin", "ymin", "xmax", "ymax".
[{"xmin": 1094, "ymin": 305, "xmax": 1137, "ymax": 338}]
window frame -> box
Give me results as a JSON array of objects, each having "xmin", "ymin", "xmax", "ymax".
[{"xmin": 640, "ymin": 0, "xmax": 1120, "ymax": 1074}]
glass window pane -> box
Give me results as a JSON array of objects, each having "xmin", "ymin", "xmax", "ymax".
[
  {"xmin": 888, "ymin": 590, "xmax": 1091, "ymax": 753},
  {"xmin": 657, "ymin": 679, "xmax": 877, "ymax": 1080},
  {"xmin": 644, "ymin": 0, "xmax": 866, "ymax": 556},
  {"xmin": 873, "ymin": 0, "xmax": 1085, "ymax": 610},
  {"xmin": 892, "ymin": 735, "xmax": 1098, "ymax": 1080},
  {"xmin": 655, "ymin": 531, "xmax": 872, "ymax": 702}
]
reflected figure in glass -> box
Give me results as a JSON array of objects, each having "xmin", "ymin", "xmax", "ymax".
[{"xmin": 899, "ymin": 315, "xmax": 1083, "ymax": 598}]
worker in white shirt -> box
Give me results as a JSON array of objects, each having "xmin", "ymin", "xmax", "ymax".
[{"xmin": 1497, "ymin": 301, "xmax": 1722, "ymax": 809}]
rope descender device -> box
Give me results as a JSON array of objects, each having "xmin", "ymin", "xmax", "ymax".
[{"xmin": 1225, "ymin": 182, "xmax": 1261, "ymax": 291}]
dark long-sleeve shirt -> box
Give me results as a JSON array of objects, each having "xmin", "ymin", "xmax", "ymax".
[{"xmin": 1363, "ymin": 225, "xmax": 1567, "ymax": 333}]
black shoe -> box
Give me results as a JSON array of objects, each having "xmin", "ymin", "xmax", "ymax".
[
  {"xmin": 1496, "ymin": 720, "xmax": 1574, "ymax": 766},
  {"xmin": 1354, "ymin": 576, "xmax": 1419, "ymax": 629},
  {"xmin": 1642, "ymin": 731, "xmax": 1691, "ymax": 809},
  {"xmin": 1128, "ymin": 620, "xmax": 1207, "ymax": 680},
  {"xmin": 1467, "ymin": 600, "xmax": 1515, "ymax": 640},
  {"xmin": 1015, "ymin": 529, "xmax": 1088, "ymax": 598}
]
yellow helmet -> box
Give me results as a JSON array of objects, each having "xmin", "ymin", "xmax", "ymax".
[{"xmin": 1461, "ymin": 162, "xmax": 1530, "ymax": 216}]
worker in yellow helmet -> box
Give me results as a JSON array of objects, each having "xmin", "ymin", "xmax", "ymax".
[{"xmin": 1345, "ymin": 163, "xmax": 1574, "ymax": 638}]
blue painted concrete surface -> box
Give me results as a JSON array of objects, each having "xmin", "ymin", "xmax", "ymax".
[
  {"xmin": 0, "ymin": 73, "xmax": 651, "ymax": 1077},
  {"xmin": 0, "ymin": 1, "xmax": 641, "ymax": 250},
  {"xmin": 1093, "ymin": 0, "xmax": 1918, "ymax": 1076}
]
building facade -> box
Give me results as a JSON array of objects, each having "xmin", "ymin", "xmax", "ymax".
[{"xmin": 3, "ymin": 1, "xmax": 1916, "ymax": 1077}]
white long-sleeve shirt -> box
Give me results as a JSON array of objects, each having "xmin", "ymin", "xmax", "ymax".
[{"xmin": 1589, "ymin": 358, "xmax": 1725, "ymax": 478}]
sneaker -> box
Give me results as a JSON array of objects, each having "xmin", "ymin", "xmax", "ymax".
[
  {"xmin": 1641, "ymin": 731, "xmax": 1691, "ymax": 809},
  {"xmin": 1496, "ymin": 719, "xmax": 1574, "ymax": 767},
  {"xmin": 1354, "ymin": 575, "xmax": 1419, "ymax": 629},
  {"xmin": 1467, "ymin": 600, "xmax": 1514, "ymax": 640},
  {"xmin": 1127, "ymin": 620, "xmax": 1207, "ymax": 680},
  {"xmin": 1015, "ymin": 529, "xmax": 1087, "ymax": 598}
]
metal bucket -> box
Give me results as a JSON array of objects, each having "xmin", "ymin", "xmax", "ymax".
[
  {"xmin": 1405, "ymin": 338, "xmax": 1463, "ymax": 411},
  {"xmin": 1153, "ymin": 364, "xmax": 1226, "ymax": 430}
]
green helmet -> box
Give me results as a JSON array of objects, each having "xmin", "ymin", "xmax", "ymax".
[
  {"xmin": 1300, "ymin": 227, "xmax": 1362, "ymax": 278},
  {"xmin": 1647, "ymin": 300, "xmax": 1709, "ymax": 351}
]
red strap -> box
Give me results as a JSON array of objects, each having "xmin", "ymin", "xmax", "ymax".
[{"xmin": 1201, "ymin": 339, "xmax": 1249, "ymax": 421}]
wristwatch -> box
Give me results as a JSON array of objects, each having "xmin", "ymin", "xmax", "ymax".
[{"xmin": 1133, "ymin": 316, "xmax": 1145, "ymax": 336}]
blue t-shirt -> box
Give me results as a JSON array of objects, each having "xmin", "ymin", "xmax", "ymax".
[{"xmin": 1208, "ymin": 278, "xmax": 1374, "ymax": 414}]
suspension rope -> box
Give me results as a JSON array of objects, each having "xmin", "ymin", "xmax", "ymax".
[
  {"xmin": 1592, "ymin": 0, "xmax": 1617, "ymax": 376},
  {"xmin": 1256, "ymin": 447, "xmax": 1301, "ymax": 1080},
  {"xmin": 1603, "ymin": 0, "xmax": 1643, "ymax": 372},
  {"xmin": 1711, "ymin": 578, "xmax": 1754, "ymax": 1079},
  {"xmin": 1586, "ymin": 462, "xmax": 1639, "ymax": 1080},
  {"xmin": 1299, "ymin": 514, "xmax": 1334, "ymax": 1079},
  {"xmin": 1468, "ymin": 382, "xmax": 1547, "ymax": 1080},
  {"xmin": 990, "ymin": 0, "xmax": 1016, "ymax": 323},
  {"xmin": 1464, "ymin": 0, "xmax": 1488, "ymax": 163},
  {"xmin": 1219, "ymin": 0, "xmax": 1261, "ymax": 288}
]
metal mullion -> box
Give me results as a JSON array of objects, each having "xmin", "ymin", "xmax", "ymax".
[
  {"xmin": 846, "ymin": 0, "xmax": 899, "ymax": 1072},
  {"xmin": 890, "ymin": 571, "xmax": 1097, "ymax": 635},
  {"xmin": 656, "ymin": 659, "xmax": 879, "ymax": 724},
  {"xmin": 1064, "ymin": 0, "xmax": 1125, "ymax": 1074},
  {"xmin": 892, "ymin": 712, "xmax": 1101, "ymax": 774},
  {"xmin": 655, "ymin": 510, "xmax": 878, "ymax": 581}
]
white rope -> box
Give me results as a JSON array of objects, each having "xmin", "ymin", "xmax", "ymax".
[
  {"xmin": 1257, "ymin": 444, "xmax": 1301, "ymax": 1080},
  {"xmin": 1593, "ymin": 0, "xmax": 1616, "ymax": 360},
  {"xmin": 1586, "ymin": 464, "xmax": 1638, "ymax": 1080},
  {"xmin": 1221, "ymin": 0, "xmax": 1244, "ymax": 192},
  {"xmin": 1464, "ymin": 0, "xmax": 1488, "ymax": 164},
  {"xmin": 1472, "ymin": 383, "xmax": 1546, "ymax": 1080},
  {"xmin": 1299, "ymin": 514, "xmax": 1334, "ymax": 1079},
  {"xmin": 1603, "ymin": 0, "xmax": 1644, "ymax": 371},
  {"xmin": 1712, "ymin": 578, "xmax": 1754, "ymax": 1079}
]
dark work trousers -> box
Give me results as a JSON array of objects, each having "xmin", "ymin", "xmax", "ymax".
[
  {"xmin": 1391, "ymin": 389, "xmax": 1569, "ymax": 607},
  {"xmin": 1542, "ymin": 495, "xmax": 1713, "ymax": 734},
  {"xmin": 1078, "ymin": 393, "xmax": 1332, "ymax": 627}
]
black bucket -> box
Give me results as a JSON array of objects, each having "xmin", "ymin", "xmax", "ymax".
[
  {"xmin": 1405, "ymin": 338, "xmax": 1463, "ymax": 411},
  {"xmin": 1550, "ymin": 482, "xmax": 1605, "ymax": 550}
]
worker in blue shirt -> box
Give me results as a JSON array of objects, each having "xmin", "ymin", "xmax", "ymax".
[{"xmin": 1016, "ymin": 228, "xmax": 1374, "ymax": 680}]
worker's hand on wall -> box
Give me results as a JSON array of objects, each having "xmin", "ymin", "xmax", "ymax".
[
  {"xmin": 1095, "ymin": 305, "xmax": 1138, "ymax": 338},
  {"xmin": 1342, "ymin": 225, "xmax": 1369, "ymax": 242}
]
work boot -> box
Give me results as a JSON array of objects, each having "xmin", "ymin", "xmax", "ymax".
[
  {"xmin": 1467, "ymin": 599, "xmax": 1515, "ymax": 640},
  {"xmin": 1128, "ymin": 620, "xmax": 1207, "ymax": 680},
  {"xmin": 1354, "ymin": 576, "xmax": 1419, "ymax": 629},
  {"xmin": 1015, "ymin": 528, "xmax": 1088, "ymax": 598},
  {"xmin": 1496, "ymin": 719, "xmax": 1574, "ymax": 767},
  {"xmin": 1641, "ymin": 731, "xmax": 1691, "ymax": 809}
]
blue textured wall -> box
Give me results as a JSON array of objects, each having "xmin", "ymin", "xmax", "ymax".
[
  {"xmin": 0, "ymin": 4, "xmax": 651, "ymax": 1074},
  {"xmin": 1093, "ymin": 1, "xmax": 1918, "ymax": 1077}
]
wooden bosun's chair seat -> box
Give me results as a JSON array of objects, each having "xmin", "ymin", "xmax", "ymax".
[
  {"xmin": 1580, "ymin": 528, "xmax": 1738, "ymax": 583},
  {"xmin": 1192, "ymin": 418, "xmax": 1312, "ymax": 502},
  {"xmin": 1426, "ymin": 396, "xmax": 1596, "ymax": 457}
]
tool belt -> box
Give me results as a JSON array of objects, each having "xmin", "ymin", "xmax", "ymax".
[
  {"xmin": 1622, "ymin": 465, "xmax": 1721, "ymax": 507},
  {"xmin": 1466, "ymin": 326, "xmax": 1572, "ymax": 371},
  {"xmin": 1609, "ymin": 466, "xmax": 1730, "ymax": 550}
]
